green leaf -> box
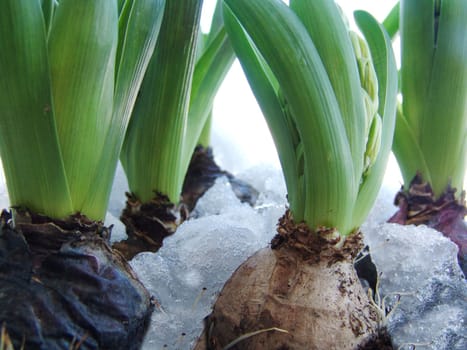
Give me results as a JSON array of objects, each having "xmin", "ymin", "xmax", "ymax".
[
  {"xmin": 40, "ymin": 0, "xmax": 56, "ymax": 35},
  {"xmin": 121, "ymin": 0, "xmax": 203, "ymax": 203},
  {"xmin": 117, "ymin": 0, "xmax": 135, "ymax": 68},
  {"xmin": 208, "ymin": 0, "xmax": 224, "ymax": 40},
  {"xmin": 395, "ymin": 0, "xmax": 467, "ymax": 196},
  {"xmin": 392, "ymin": 105, "xmax": 431, "ymax": 187},
  {"xmin": 417, "ymin": 0, "xmax": 467, "ymax": 194},
  {"xmin": 48, "ymin": 0, "xmax": 118, "ymax": 219},
  {"xmin": 197, "ymin": 113, "xmax": 213, "ymax": 148},
  {"xmin": 196, "ymin": 0, "xmax": 224, "ymax": 58},
  {"xmin": 118, "ymin": 0, "xmax": 127, "ymax": 14},
  {"xmin": 85, "ymin": 0, "xmax": 165, "ymax": 219},
  {"xmin": 400, "ymin": 0, "xmax": 435, "ymax": 138},
  {"xmin": 191, "ymin": 0, "xmax": 234, "ymax": 152},
  {"xmin": 382, "ymin": 2, "xmax": 400, "ymax": 40},
  {"xmin": 0, "ymin": 0, "xmax": 73, "ymax": 218},
  {"xmin": 223, "ymin": 4, "xmax": 303, "ymax": 216},
  {"xmin": 182, "ymin": 26, "xmax": 235, "ymax": 173}
]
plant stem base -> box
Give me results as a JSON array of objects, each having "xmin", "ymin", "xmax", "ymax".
[
  {"xmin": 0, "ymin": 209, "xmax": 153, "ymax": 350},
  {"xmin": 114, "ymin": 146, "xmax": 258, "ymax": 260},
  {"xmin": 112, "ymin": 192, "xmax": 185, "ymax": 260},
  {"xmin": 388, "ymin": 173, "xmax": 467, "ymax": 275}
]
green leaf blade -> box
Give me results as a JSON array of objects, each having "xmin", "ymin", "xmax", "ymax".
[
  {"xmin": 40, "ymin": 0, "xmax": 56, "ymax": 35},
  {"xmin": 182, "ymin": 26, "xmax": 235, "ymax": 172},
  {"xmin": 400, "ymin": 0, "xmax": 436, "ymax": 137},
  {"xmin": 395, "ymin": 0, "xmax": 467, "ymax": 197},
  {"xmin": 392, "ymin": 105, "xmax": 431, "ymax": 187},
  {"xmin": 418, "ymin": 0, "xmax": 467, "ymax": 194},
  {"xmin": 48, "ymin": 0, "xmax": 118, "ymax": 219},
  {"xmin": 382, "ymin": 2, "xmax": 400, "ymax": 40},
  {"xmin": 85, "ymin": 0, "xmax": 166, "ymax": 218},
  {"xmin": 0, "ymin": 0, "xmax": 73, "ymax": 218},
  {"xmin": 121, "ymin": 0, "xmax": 203, "ymax": 204},
  {"xmin": 223, "ymin": 4, "xmax": 303, "ymax": 217}
]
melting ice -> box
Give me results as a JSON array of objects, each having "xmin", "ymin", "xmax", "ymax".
[
  {"xmin": 362, "ymin": 189, "xmax": 467, "ymax": 350},
  {"xmin": 128, "ymin": 166, "xmax": 287, "ymax": 349}
]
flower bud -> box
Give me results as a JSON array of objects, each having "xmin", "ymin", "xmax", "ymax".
[
  {"xmin": 364, "ymin": 113, "xmax": 382, "ymax": 175},
  {"xmin": 350, "ymin": 31, "xmax": 381, "ymax": 174}
]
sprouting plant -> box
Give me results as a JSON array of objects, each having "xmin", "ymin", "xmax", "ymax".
[
  {"xmin": 392, "ymin": 0, "xmax": 467, "ymax": 198},
  {"xmin": 0, "ymin": 0, "xmax": 165, "ymax": 221},
  {"xmin": 222, "ymin": 0, "xmax": 398, "ymax": 235},
  {"xmin": 194, "ymin": 1, "xmax": 399, "ymax": 348},
  {"xmin": 120, "ymin": 0, "xmax": 235, "ymax": 206}
]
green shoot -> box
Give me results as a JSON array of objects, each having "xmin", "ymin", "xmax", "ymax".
[
  {"xmin": 393, "ymin": 0, "xmax": 467, "ymax": 197},
  {"xmin": 120, "ymin": 0, "xmax": 235, "ymax": 205},
  {"xmin": 223, "ymin": 0, "xmax": 398, "ymax": 235},
  {"xmin": 0, "ymin": 0, "xmax": 165, "ymax": 221}
]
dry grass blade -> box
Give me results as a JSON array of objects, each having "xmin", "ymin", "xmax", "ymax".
[
  {"xmin": 68, "ymin": 332, "xmax": 89, "ymax": 350},
  {"xmin": 222, "ymin": 327, "xmax": 289, "ymax": 350},
  {"xmin": 0, "ymin": 324, "xmax": 17, "ymax": 350}
]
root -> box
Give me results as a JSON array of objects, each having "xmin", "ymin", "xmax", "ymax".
[
  {"xmin": 367, "ymin": 272, "xmax": 415, "ymax": 327},
  {"xmin": 191, "ymin": 287, "xmax": 207, "ymax": 312}
]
